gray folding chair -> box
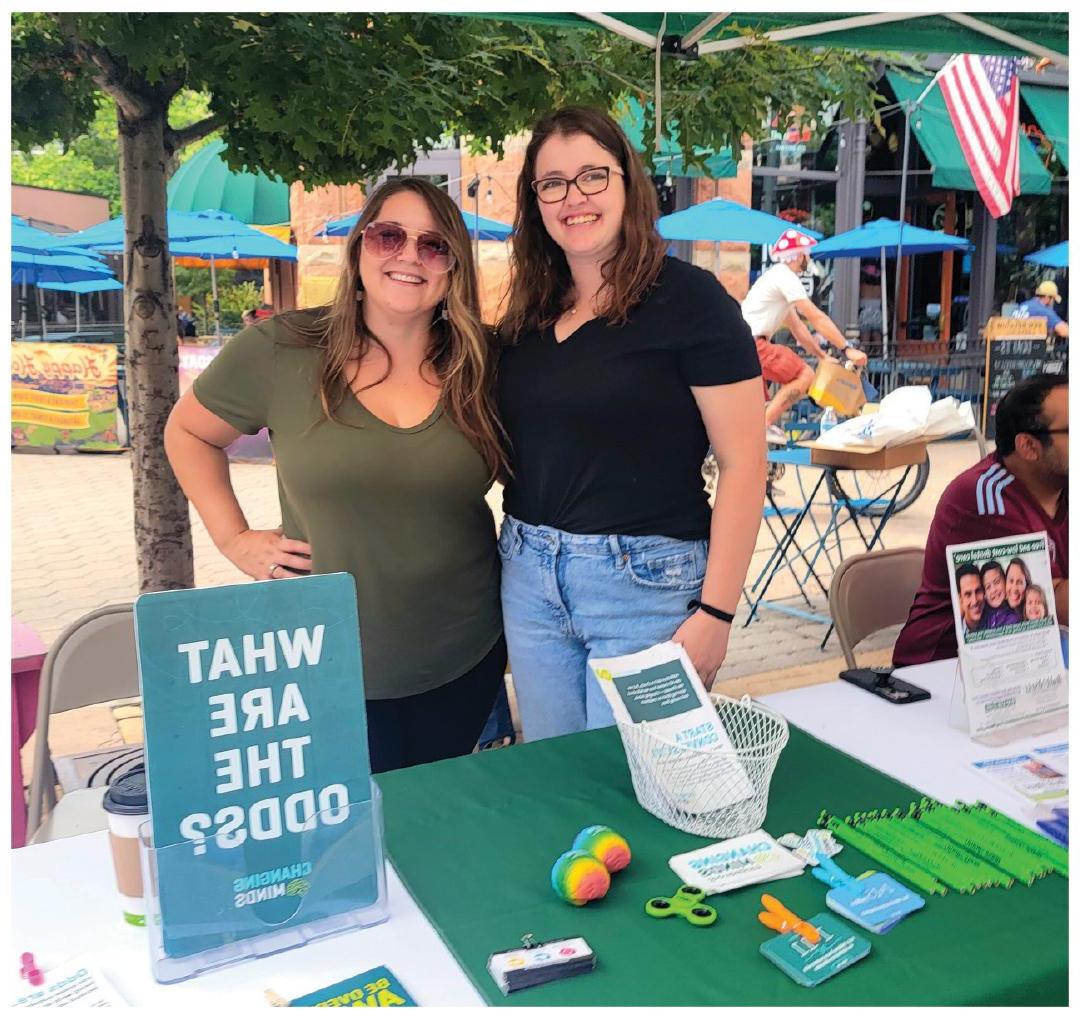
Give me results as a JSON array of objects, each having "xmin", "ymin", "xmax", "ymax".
[
  {"xmin": 828, "ymin": 548, "xmax": 925, "ymax": 670},
  {"xmin": 26, "ymin": 603, "xmax": 141, "ymax": 843}
]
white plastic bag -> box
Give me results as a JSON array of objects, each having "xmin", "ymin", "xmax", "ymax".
[{"xmin": 814, "ymin": 386, "xmax": 932, "ymax": 450}]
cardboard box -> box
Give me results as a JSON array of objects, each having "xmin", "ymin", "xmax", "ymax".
[
  {"xmin": 808, "ymin": 360, "xmax": 866, "ymax": 417},
  {"xmin": 799, "ymin": 439, "xmax": 929, "ymax": 470}
]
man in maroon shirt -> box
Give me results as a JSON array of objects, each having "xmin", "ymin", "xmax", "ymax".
[{"xmin": 893, "ymin": 374, "xmax": 1068, "ymax": 665}]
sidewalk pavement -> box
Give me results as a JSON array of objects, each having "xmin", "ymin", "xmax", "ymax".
[{"xmin": 13, "ymin": 440, "xmax": 983, "ymax": 763}]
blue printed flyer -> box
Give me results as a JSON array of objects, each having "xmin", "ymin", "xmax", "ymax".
[
  {"xmin": 289, "ymin": 966, "xmax": 416, "ymax": 1007},
  {"xmin": 134, "ymin": 573, "xmax": 379, "ymax": 959}
]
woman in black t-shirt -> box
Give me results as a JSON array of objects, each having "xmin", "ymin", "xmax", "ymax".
[{"xmin": 496, "ymin": 106, "xmax": 765, "ymax": 741}]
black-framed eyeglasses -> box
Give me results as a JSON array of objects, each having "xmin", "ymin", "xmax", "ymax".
[
  {"xmin": 530, "ymin": 166, "xmax": 624, "ymax": 204},
  {"xmin": 1025, "ymin": 427, "xmax": 1069, "ymax": 438}
]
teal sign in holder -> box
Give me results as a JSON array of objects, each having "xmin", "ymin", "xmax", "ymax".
[{"xmin": 134, "ymin": 574, "xmax": 387, "ymax": 981}]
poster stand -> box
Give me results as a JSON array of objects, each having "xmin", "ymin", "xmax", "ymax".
[{"xmin": 138, "ymin": 782, "xmax": 388, "ymax": 985}]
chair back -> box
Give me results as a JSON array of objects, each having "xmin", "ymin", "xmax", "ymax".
[
  {"xmin": 829, "ymin": 548, "xmax": 924, "ymax": 669},
  {"xmin": 26, "ymin": 603, "xmax": 139, "ymax": 835}
]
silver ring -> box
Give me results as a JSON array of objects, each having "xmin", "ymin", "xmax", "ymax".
[{"xmin": 269, "ymin": 563, "xmax": 280, "ymax": 579}]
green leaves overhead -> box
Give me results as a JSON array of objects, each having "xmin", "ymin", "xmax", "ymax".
[{"xmin": 13, "ymin": 12, "xmax": 882, "ymax": 187}]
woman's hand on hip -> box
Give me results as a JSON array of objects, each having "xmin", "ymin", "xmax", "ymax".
[
  {"xmin": 219, "ymin": 527, "xmax": 312, "ymax": 581},
  {"xmin": 672, "ymin": 611, "xmax": 730, "ymax": 691}
]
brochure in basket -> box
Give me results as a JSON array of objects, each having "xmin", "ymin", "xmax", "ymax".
[{"xmin": 588, "ymin": 641, "xmax": 754, "ymax": 812}]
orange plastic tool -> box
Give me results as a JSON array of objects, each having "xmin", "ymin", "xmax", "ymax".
[{"xmin": 758, "ymin": 894, "xmax": 821, "ymax": 944}]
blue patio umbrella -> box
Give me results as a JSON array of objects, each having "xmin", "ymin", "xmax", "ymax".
[
  {"xmin": 12, "ymin": 219, "xmax": 91, "ymax": 257},
  {"xmin": 37, "ymin": 277, "xmax": 124, "ymax": 333},
  {"xmin": 811, "ymin": 218, "xmax": 972, "ymax": 360},
  {"xmin": 317, "ymin": 208, "xmax": 514, "ymax": 241},
  {"xmin": 657, "ymin": 198, "xmax": 823, "ymax": 245},
  {"xmin": 12, "ymin": 250, "xmax": 118, "ymax": 338},
  {"xmin": 1024, "ymin": 241, "xmax": 1068, "ymax": 269},
  {"xmin": 61, "ymin": 209, "xmax": 250, "ymax": 251},
  {"xmin": 169, "ymin": 231, "xmax": 298, "ymax": 338}
]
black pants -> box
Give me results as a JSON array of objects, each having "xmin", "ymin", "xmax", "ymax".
[{"xmin": 365, "ymin": 635, "xmax": 507, "ymax": 774}]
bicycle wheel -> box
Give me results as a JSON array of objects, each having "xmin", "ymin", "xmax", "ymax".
[{"xmin": 826, "ymin": 454, "xmax": 931, "ymax": 518}]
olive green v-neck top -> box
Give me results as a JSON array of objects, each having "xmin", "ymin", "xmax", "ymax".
[{"xmin": 192, "ymin": 308, "xmax": 502, "ymax": 700}]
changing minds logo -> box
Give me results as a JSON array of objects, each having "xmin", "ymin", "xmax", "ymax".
[{"xmin": 232, "ymin": 860, "xmax": 312, "ymax": 908}]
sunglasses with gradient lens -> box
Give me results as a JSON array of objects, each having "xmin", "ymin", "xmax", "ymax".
[{"xmin": 361, "ymin": 221, "xmax": 455, "ymax": 273}]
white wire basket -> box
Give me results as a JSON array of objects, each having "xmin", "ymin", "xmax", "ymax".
[{"xmin": 615, "ymin": 693, "xmax": 790, "ymax": 839}]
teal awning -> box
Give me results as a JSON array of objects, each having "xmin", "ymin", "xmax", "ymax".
[
  {"xmin": 617, "ymin": 96, "xmax": 736, "ymax": 178},
  {"xmin": 1021, "ymin": 84, "xmax": 1068, "ymax": 172},
  {"xmin": 886, "ymin": 72, "xmax": 1052, "ymax": 195},
  {"xmin": 168, "ymin": 139, "xmax": 290, "ymax": 225}
]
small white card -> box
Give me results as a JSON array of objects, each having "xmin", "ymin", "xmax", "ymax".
[
  {"xmin": 12, "ymin": 956, "xmax": 126, "ymax": 1008},
  {"xmin": 669, "ymin": 829, "xmax": 805, "ymax": 894}
]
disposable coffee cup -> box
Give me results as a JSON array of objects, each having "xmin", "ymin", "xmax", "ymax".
[{"xmin": 103, "ymin": 767, "xmax": 149, "ymax": 927}]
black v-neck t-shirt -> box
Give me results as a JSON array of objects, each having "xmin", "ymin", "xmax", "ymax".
[{"xmin": 496, "ymin": 256, "xmax": 761, "ymax": 540}]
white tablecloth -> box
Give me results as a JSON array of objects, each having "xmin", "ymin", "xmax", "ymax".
[
  {"xmin": 12, "ymin": 659, "xmax": 1065, "ymax": 1006},
  {"xmin": 760, "ymin": 658, "xmax": 1067, "ymax": 826},
  {"xmin": 10, "ymin": 834, "xmax": 483, "ymax": 1007}
]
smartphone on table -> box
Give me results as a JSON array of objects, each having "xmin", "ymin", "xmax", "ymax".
[{"xmin": 839, "ymin": 665, "xmax": 930, "ymax": 705}]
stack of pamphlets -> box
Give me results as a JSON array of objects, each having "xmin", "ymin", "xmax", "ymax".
[
  {"xmin": 589, "ymin": 642, "xmax": 753, "ymax": 814},
  {"xmin": 970, "ymin": 742, "xmax": 1068, "ymax": 809},
  {"xmin": 668, "ymin": 830, "xmax": 805, "ymax": 894}
]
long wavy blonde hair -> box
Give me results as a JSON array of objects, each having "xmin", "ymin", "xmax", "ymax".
[{"xmin": 304, "ymin": 177, "xmax": 507, "ymax": 481}]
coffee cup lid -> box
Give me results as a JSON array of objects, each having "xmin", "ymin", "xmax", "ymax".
[{"xmin": 103, "ymin": 766, "xmax": 148, "ymax": 815}]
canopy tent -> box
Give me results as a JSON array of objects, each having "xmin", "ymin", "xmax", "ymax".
[
  {"xmin": 317, "ymin": 208, "xmax": 513, "ymax": 241},
  {"xmin": 1024, "ymin": 242, "xmax": 1069, "ymax": 269},
  {"xmin": 168, "ymin": 139, "xmax": 291, "ymax": 225},
  {"xmin": 617, "ymin": 96, "xmax": 736, "ymax": 179},
  {"xmin": 1021, "ymin": 84, "xmax": 1069, "ymax": 172},
  {"xmin": 460, "ymin": 13, "xmax": 1067, "ymax": 66},
  {"xmin": 812, "ymin": 218, "xmax": 972, "ymax": 361},
  {"xmin": 886, "ymin": 72, "xmax": 1053, "ymax": 195},
  {"xmin": 37, "ymin": 277, "xmax": 124, "ymax": 333},
  {"xmin": 657, "ymin": 198, "xmax": 822, "ymax": 245}
]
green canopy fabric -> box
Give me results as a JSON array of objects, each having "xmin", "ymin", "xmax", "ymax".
[
  {"xmin": 617, "ymin": 96, "xmax": 736, "ymax": 178},
  {"xmin": 886, "ymin": 72, "xmax": 1053, "ymax": 195},
  {"xmin": 168, "ymin": 139, "xmax": 290, "ymax": 225},
  {"xmin": 461, "ymin": 13, "xmax": 1067, "ymax": 61},
  {"xmin": 1021, "ymin": 84, "xmax": 1068, "ymax": 172}
]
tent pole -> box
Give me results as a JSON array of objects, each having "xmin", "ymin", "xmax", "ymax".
[
  {"xmin": 893, "ymin": 101, "xmax": 912, "ymax": 354},
  {"xmin": 880, "ymin": 245, "xmax": 890, "ymax": 381},
  {"xmin": 19, "ymin": 280, "xmax": 27, "ymax": 339},
  {"xmin": 211, "ymin": 255, "xmax": 221, "ymax": 340},
  {"xmin": 75, "ymin": 292, "xmax": 81, "ymax": 334}
]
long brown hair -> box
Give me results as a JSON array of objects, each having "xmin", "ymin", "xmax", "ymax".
[
  {"xmin": 499, "ymin": 105, "xmax": 667, "ymax": 341},
  {"xmin": 304, "ymin": 177, "xmax": 507, "ymax": 480}
]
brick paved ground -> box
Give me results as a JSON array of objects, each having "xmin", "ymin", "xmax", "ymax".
[{"xmin": 13, "ymin": 439, "xmax": 983, "ymax": 764}]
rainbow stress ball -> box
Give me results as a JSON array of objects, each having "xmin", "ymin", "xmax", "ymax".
[
  {"xmin": 572, "ymin": 825, "xmax": 632, "ymax": 874},
  {"xmin": 551, "ymin": 850, "xmax": 611, "ymax": 906}
]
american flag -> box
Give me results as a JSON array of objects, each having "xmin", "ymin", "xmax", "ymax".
[{"xmin": 937, "ymin": 54, "xmax": 1021, "ymax": 218}]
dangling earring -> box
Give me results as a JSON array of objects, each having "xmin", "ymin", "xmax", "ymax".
[
  {"xmin": 440, "ymin": 302, "xmax": 449, "ymax": 321},
  {"xmin": 355, "ymin": 282, "xmax": 364, "ymax": 303}
]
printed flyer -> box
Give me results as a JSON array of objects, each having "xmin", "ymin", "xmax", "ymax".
[
  {"xmin": 589, "ymin": 641, "xmax": 753, "ymax": 813},
  {"xmin": 135, "ymin": 573, "xmax": 379, "ymax": 959},
  {"xmin": 970, "ymin": 742, "xmax": 1068, "ymax": 806},
  {"xmin": 669, "ymin": 830, "xmax": 804, "ymax": 894},
  {"xmin": 946, "ymin": 531, "xmax": 1067, "ymax": 739}
]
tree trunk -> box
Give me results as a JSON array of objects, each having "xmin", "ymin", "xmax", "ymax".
[{"xmin": 117, "ymin": 102, "xmax": 195, "ymax": 592}]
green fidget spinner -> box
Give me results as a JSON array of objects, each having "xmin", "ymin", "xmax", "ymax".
[{"xmin": 645, "ymin": 885, "xmax": 717, "ymax": 927}]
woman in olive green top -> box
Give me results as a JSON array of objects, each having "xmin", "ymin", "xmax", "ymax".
[{"xmin": 165, "ymin": 178, "xmax": 507, "ymax": 773}]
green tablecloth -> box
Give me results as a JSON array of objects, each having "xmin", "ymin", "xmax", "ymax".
[{"xmin": 379, "ymin": 725, "xmax": 1068, "ymax": 1006}]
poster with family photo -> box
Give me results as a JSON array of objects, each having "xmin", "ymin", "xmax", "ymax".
[{"xmin": 946, "ymin": 532, "xmax": 1067, "ymax": 740}]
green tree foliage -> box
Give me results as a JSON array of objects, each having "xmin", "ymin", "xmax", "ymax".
[{"xmin": 12, "ymin": 91, "xmax": 215, "ymax": 216}]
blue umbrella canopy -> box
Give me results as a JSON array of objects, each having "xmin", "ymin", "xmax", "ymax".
[
  {"xmin": 38, "ymin": 277, "xmax": 125, "ymax": 293},
  {"xmin": 811, "ymin": 218, "xmax": 972, "ymax": 259},
  {"xmin": 170, "ymin": 232, "xmax": 298, "ymax": 261},
  {"xmin": 1024, "ymin": 242, "xmax": 1068, "ymax": 269},
  {"xmin": 317, "ymin": 208, "xmax": 514, "ymax": 241},
  {"xmin": 657, "ymin": 198, "xmax": 823, "ymax": 245},
  {"xmin": 12, "ymin": 250, "xmax": 119, "ymax": 287},
  {"xmin": 12, "ymin": 219, "xmax": 91, "ymax": 257},
  {"xmin": 61, "ymin": 209, "xmax": 251, "ymax": 251}
]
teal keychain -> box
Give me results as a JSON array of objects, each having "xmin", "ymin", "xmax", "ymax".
[
  {"xmin": 758, "ymin": 896, "xmax": 870, "ymax": 988},
  {"xmin": 811, "ymin": 851, "xmax": 925, "ymax": 934}
]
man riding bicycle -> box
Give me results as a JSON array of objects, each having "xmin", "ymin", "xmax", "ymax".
[{"xmin": 741, "ymin": 228, "xmax": 867, "ymax": 444}]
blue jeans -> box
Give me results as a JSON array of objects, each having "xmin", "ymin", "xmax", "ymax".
[{"xmin": 499, "ymin": 515, "xmax": 707, "ymax": 742}]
